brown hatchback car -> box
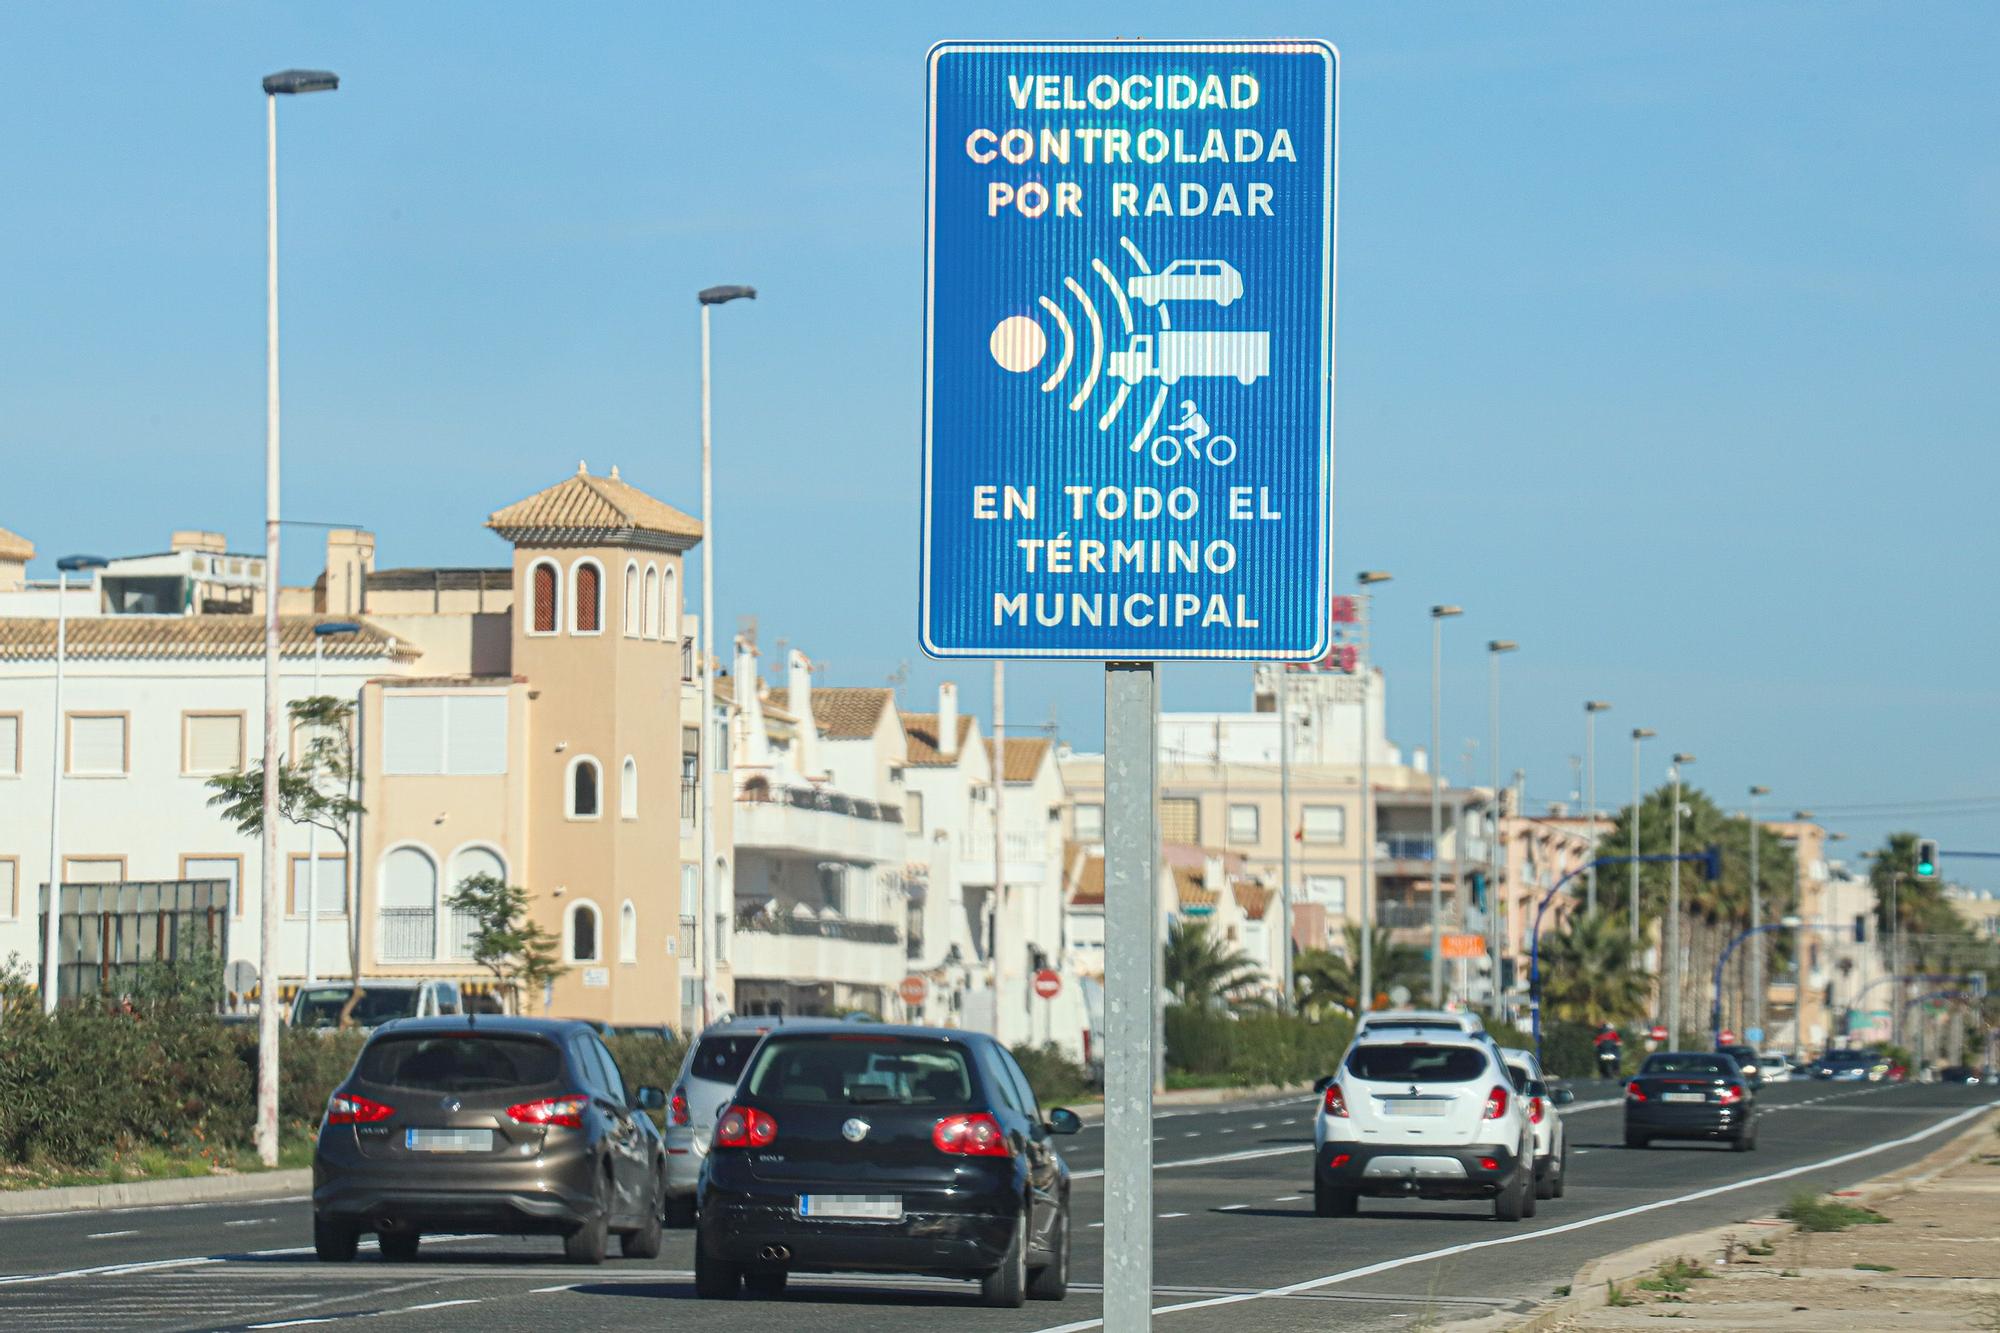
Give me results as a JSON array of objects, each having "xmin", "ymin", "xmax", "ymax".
[{"xmin": 312, "ymin": 1016, "xmax": 668, "ymax": 1264}]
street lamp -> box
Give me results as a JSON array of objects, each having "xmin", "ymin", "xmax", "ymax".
[
  {"xmin": 302, "ymin": 621, "xmax": 361, "ymax": 988},
  {"xmin": 255, "ymin": 64, "xmax": 339, "ymax": 1171},
  {"xmin": 1354, "ymin": 571, "xmax": 1392, "ymax": 1013},
  {"xmin": 41, "ymin": 553, "xmax": 108, "ymax": 1014},
  {"xmin": 1428, "ymin": 604, "xmax": 1462, "ymax": 1005},
  {"xmin": 1486, "ymin": 640, "xmax": 1518, "ymax": 1020},
  {"xmin": 1629, "ymin": 728, "xmax": 1655, "ymax": 941},
  {"xmin": 1667, "ymin": 752, "xmax": 1696, "ymax": 1047},
  {"xmin": 1747, "ymin": 784, "xmax": 1770, "ymax": 1039},
  {"xmin": 697, "ymin": 282, "xmax": 756, "ymax": 1031},
  {"xmin": 1583, "ymin": 701, "xmax": 1612, "ymax": 914}
]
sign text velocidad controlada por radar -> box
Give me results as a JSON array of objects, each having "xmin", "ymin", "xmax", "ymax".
[{"xmin": 968, "ymin": 71, "xmax": 1305, "ymax": 221}]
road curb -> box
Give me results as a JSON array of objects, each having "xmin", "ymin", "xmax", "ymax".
[
  {"xmin": 0, "ymin": 1167, "xmax": 313, "ymax": 1218},
  {"xmin": 1489, "ymin": 1104, "xmax": 2000, "ymax": 1331},
  {"xmin": 1068, "ymin": 1083, "xmax": 1310, "ymax": 1124}
]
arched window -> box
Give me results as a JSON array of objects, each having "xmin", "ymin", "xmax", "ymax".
[
  {"xmin": 641, "ymin": 564, "xmax": 660, "ymax": 638},
  {"xmin": 573, "ymin": 561, "xmax": 603, "ymax": 634},
  {"xmin": 529, "ymin": 561, "xmax": 560, "ymax": 635},
  {"xmin": 379, "ymin": 845, "xmax": 438, "ymax": 961},
  {"xmin": 622, "ymin": 561, "xmax": 641, "ymax": 637},
  {"xmin": 661, "ymin": 566, "xmax": 678, "ymax": 642},
  {"xmin": 619, "ymin": 756, "xmax": 639, "ymax": 819},
  {"xmin": 568, "ymin": 900, "xmax": 600, "ymax": 963},
  {"xmin": 568, "ymin": 756, "xmax": 602, "ymax": 819},
  {"xmin": 446, "ymin": 845, "xmax": 505, "ymax": 959},
  {"xmin": 714, "ymin": 856, "xmax": 732, "ymax": 963},
  {"xmin": 619, "ymin": 900, "xmax": 637, "ymax": 963}
]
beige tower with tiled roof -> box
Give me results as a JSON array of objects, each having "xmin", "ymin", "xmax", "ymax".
[{"xmin": 0, "ymin": 527, "xmax": 33, "ymax": 592}]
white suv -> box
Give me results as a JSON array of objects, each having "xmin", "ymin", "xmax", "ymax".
[{"xmin": 1314, "ymin": 1031, "xmax": 1538, "ymax": 1221}]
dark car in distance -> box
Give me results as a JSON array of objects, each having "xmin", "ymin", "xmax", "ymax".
[
  {"xmin": 1717, "ymin": 1044, "xmax": 1764, "ymax": 1090},
  {"xmin": 1624, "ymin": 1051, "xmax": 1757, "ymax": 1152},
  {"xmin": 695, "ymin": 1023, "xmax": 1081, "ymax": 1307},
  {"xmin": 1812, "ymin": 1049, "xmax": 1876, "ymax": 1081},
  {"xmin": 312, "ymin": 1016, "xmax": 668, "ymax": 1265}
]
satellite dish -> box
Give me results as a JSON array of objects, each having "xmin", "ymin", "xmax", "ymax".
[
  {"xmin": 228, "ymin": 961, "xmax": 258, "ymax": 995},
  {"xmin": 1389, "ymin": 985, "xmax": 1412, "ymax": 1007}
]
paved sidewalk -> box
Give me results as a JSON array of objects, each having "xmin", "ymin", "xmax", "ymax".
[{"xmin": 1557, "ymin": 1115, "xmax": 2000, "ymax": 1331}]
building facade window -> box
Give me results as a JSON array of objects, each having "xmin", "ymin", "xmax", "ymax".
[
  {"xmin": 572, "ymin": 561, "xmax": 604, "ymax": 634},
  {"xmin": 906, "ymin": 791, "xmax": 925, "ymax": 835},
  {"xmin": 181, "ymin": 854, "xmax": 243, "ymax": 919},
  {"xmin": 681, "ymin": 728, "xmax": 700, "ymax": 822},
  {"xmin": 623, "ymin": 561, "xmax": 641, "ymax": 636},
  {"xmin": 1073, "ymin": 802, "xmax": 1103, "ymax": 841},
  {"xmin": 383, "ymin": 692, "xmax": 507, "ymax": 776},
  {"xmin": 661, "ymin": 566, "xmax": 678, "ymax": 642},
  {"xmin": 445, "ymin": 845, "xmax": 505, "ymax": 959},
  {"xmin": 568, "ymin": 756, "xmax": 602, "ymax": 819},
  {"xmin": 289, "ymin": 854, "xmax": 348, "ymax": 917},
  {"xmin": 63, "ymin": 857, "xmax": 125, "ymax": 884},
  {"xmin": 1301, "ymin": 805, "xmax": 1346, "ymax": 844},
  {"xmin": 379, "ymin": 845, "xmax": 438, "ymax": 961},
  {"xmin": 529, "ymin": 560, "xmax": 560, "ymax": 634},
  {"xmin": 643, "ymin": 564, "xmax": 660, "ymax": 638},
  {"xmin": 67, "ymin": 714, "xmax": 129, "ymax": 776},
  {"xmin": 1159, "ymin": 797, "xmax": 1200, "ymax": 845},
  {"xmin": 619, "ymin": 900, "xmax": 638, "ymax": 963},
  {"xmin": 620, "ymin": 756, "xmax": 639, "ymax": 819},
  {"xmin": 568, "ymin": 900, "xmax": 601, "ymax": 963},
  {"xmin": 0, "ymin": 713, "xmax": 20, "ymax": 776},
  {"xmin": 183, "ymin": 711, "xmax": 245, "ymax": 776},
  {"xmin": 1228, "ymin": 803, "xmax": 1260, "ymax": 843},
  {"xmin": 1304, "ymin": 875, "xmax": 1348, "ymax": 913},
  {"xmin": 0, "ymin": 858, "xmax": 16, "ymax": 918}
]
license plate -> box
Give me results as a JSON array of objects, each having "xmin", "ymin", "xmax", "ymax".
[
  {"xmin": 1662, "ymin": 1092, "xmax": 1707, "ymax": 1104},
  {"xmin": 1382, "ymin": 1100, "xmax": 1449, "ymax": 1117},
  {"xmin": 799, "ymin": 1194, "xmax": 903, "ymax": 1221},
  {"xmin": 406, "ymin": 1128, "xmax": 494, "ymax": 1153}
]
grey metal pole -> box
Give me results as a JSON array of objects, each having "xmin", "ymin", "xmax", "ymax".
[
  {"xmin": 1277, "ymin": 665, "xmax": 1292, "ymax": 1008},
  {"xmin": 992, "ymin": 659, "xmax": 1008, "ymax": 1036},
  {"xmin": 1103, "ymin": 662, "xmax": 1158, "ymax": 1329},
  {"xmin": 1356, "ymin": 658, "xmax": 1372, "ymax": 1012},
  {"xmin": 1629, "ymin": 729, "xmax": 1653, "ymax": 941},
  {"xmin": 1486, "ymin": 642, "xmax": 1515, "ymax": 1019},
  {"xmin": 1584, "ymin": 703, "xmax": 1610, "ymax": 914},
  {"xmin": 255, "ymin": 89, "xmax": 285, "ymax": 1168},
  {"xmin": 698, "ymin": 302, "xmax": 715, "ymax": 1031},
  {"xmin": 1748, "ymin": 786, "xmax": 1767, "ymax": 1040},
  {"xmin": 305, "ymin": 637, "xmax": 323, "ymax": 987},
  {"xmin": 1428, "ymin": 606, "xmax": 1459, "ymax": 1004},
  {"xmin": 41, "ymin": 570, "xmax": 70, "ymax": 1015},
  {"xmin": 1667, "ymin": 754, "xmax": 1693, "ymax": 1047}
]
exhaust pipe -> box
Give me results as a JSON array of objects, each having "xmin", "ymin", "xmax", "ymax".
[{"xmin": 759, "ymin": 1245, "xmax": 790, "ymax": 1262}]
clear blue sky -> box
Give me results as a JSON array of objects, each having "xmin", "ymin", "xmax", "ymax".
[{"xmin": 5, "ymin": 4, "xmax": 1998, "ymax": 883}]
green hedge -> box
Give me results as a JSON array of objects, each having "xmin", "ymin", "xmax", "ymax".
[
  {"xmin": 1164, "ymin": 1006, "xmax": 1354, "ymax": 1088},
  {"xmin": 1010, "ymin": 1042, "xmax": 1095, "ymax": 1105}
]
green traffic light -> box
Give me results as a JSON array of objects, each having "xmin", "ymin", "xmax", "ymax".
[{"xmin": 1917, "ymin": 859, "xmax": 1936, "ymax": 876}]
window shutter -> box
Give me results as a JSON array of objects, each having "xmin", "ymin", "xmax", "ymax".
[
  {"xmin": 1159, "ymin": 797, "xmax": 1199, "ymax": 844},
  {"xmin": 185, "ymin": 714, "xmax": 243, "ymax": 774},
  {"xmin": 575, "ymin": 564, "xmax": 601, "ymax": 632},
  {"xmin": 0, "ymin": 860, "xmax": 15, "ymax": 916},
  {"xmin": 384, "ymin": 695, "xmax": 447, "ymax": 774},
  {"xmin": 69, "ymin": 716, "xmax": 126, "ymax": 774},
  {"xmin": 0, "ymin": 715, "xmax": 17, "ymax": 775},
  {"xmin": 532, "ymin": 564, "xmax": 557, "ymax": 632},
  {"xmin": 443, "ymin": 695, "xmax": 507, "ymax": 775}
]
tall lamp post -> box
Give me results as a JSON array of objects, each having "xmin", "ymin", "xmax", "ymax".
[
  {"xmin": 257, "ymin": 67, "xmax": 338, "ymax": 1170},
  {"xmin": 1746, "ymin": 785, "xmax": 1770, "ymax": 1039},
  {"xmin": 697, "ymin": 283, "xmax": 756, "ymax": 1031},
  {"xmin": 1428, "ymin": 604, "xmax": 1462, "ymax": 1005},
  {"xmin": 1485, "ymin": 640, "xmax": 1517, "ymax": 1020},
  {"xmin": 302, "ymin": 621, "xmax": 361, "ymax": 988},
  {"xmin": 1583, "ymin": 701, "xmax": 1611, "ymax": 913},
  {"xmin": 1628, "ymin": 728, "xmax": 1654, "ymax": 941},
  {"xmin": 1666, "ymin": 752, "xmax": 1696, "ymax": 1047},
  {"xmin": 1355, "ymin": 571, "xmax": 1392, "ymax": 1012},
  {"xmin": 41, "ymin": 553, "xmax": 108, "ymax": 1014}
]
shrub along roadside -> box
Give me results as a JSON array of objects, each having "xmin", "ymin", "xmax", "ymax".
[
  {"xmin": 1165, "ymin": 1005, "xmax": 1354, "ymax": 1088},
  {"xmin": 1011, "ymin": 1042, "xmax": 1095, "ymax": 1105}
]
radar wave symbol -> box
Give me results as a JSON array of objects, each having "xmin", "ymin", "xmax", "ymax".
[{"xmin": 988, "ymin": 237, "xmax": 1161, "ymax": 440}]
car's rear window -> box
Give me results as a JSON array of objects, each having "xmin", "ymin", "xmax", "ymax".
[
  {"xmin": 295, "ymin": 986, "xmax": 420, "ymax": 1028},
  {"xmin": 1346, "ymin": 1044, "xmax": 1487, "ymax": 1083},
  {"xmin": 1642, "ymin": 1055, "xmax": 1730, "ymax": 1076},
  {"xmin": 744, "ymin": 1036, "xmax": 974, "ymax": 1106},
  {"xmin": 689, "ymin": 1035, "xmax": 763, "ymax": 1085},
  {"xmin": 358, "ymin": 1035, "xmax": 563, "ymax": 1092}
]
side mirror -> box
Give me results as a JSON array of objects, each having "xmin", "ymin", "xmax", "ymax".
[
  {"xmin": 1312, "ymin": 1075, "xmax": 1334, "ymax": 1094},
  {"xmin": 1618, "ymin": 1075, "xmax": 1631, "ymax": 1087},
  {"xmin": 1046, "ymin": 1107, "xmax": 1083, "ymax": 1136},
  {"xmin": 634, "ymin": 1085, "xmax": 667, "ymax": 1112},
  {"xmin": 1552, "ymin": 1085, "xmax": 1576, "ymax": 1106}
]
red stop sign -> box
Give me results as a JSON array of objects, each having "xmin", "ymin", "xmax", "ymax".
[
  {"xmin": 1719, "ymin": 1029, "xmax": 1736, "ymax": 1046},
  {"xmin": 1649, "ymin": 1024, "xmax": 1668, "ymax": 1042},
  {"xmin": 1032, "ymin": 969, "xmax": 1061, "ymax": 1000},
  {"xmin": 898, "ymin": 975, "xmax": 928, "ymax": 1006}
]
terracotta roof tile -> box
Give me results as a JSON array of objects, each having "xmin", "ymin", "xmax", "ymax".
[
  {"xmin": 0, "ymin": 616, "xmax": 420, "ymax": 662},
  {"xmin": 1066, "ymin": 845, "xmax": 1104, "ymax": 907},
  {"xmin": 1173, "ymin": 866, "xmax": 1218, "ymax": 911},
  {"xmin": 901, "ymin": 711, "xmax": 974, "ymax": 767},
  {"xmin": 769, "ymin": 686, "xmax": 892, "ymax": 739},
  {"xmin": 487, "ymin": 467, "xmax": 702, "ymax": 547},
  {"xmin": 1233, "ymin": 883, "xmax": 1272, "ymax": 921},
  {"xmin": 985, "ymin": 736, "xmax": 1050, "ymax": 784},
  {"xmin": 0, "ymin": 527, "xmax": 32, "ymax": 561}
]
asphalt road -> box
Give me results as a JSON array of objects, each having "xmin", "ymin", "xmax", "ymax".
[{"xmin": 2, "ymin": 1079, "xmax": 1993, "ymax": 1332}]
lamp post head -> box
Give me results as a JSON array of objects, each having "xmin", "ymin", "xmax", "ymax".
[
  {"xmin": 1357, "ymin": 570, "xmax": 1393, "ymax": 586},
  {"xmin": 1793, "ymin": 810, "xmax": 1814, "ymax": 822},
  {"xmin": 1431, "ymin": 604, "xmax": 1462, "ymax": 619},
  {"xmin": 1780, "ymin": 914, "xmax": 1803, "ymax": 929},
  {"xmin": 698, "ymin": 285, "xmax": 757, "ymax": 305},
  {"xmin": 1487, "ymin": 639, "xmax": 1518, "ymax": 654},
  {"xmin": 1749, "ymin": 784, "xmax": 1770, "ymax": 797},
  {"xmin": 313, "ymin": 620, "xmax": 363, "ymax": 638},
  {"xmin": 262, "ymin": 69, "xmax": 339, "ymax": 95},
  {"xmin": 1672, "ymin": 752, "xmax": 1696, "ymax": 765},
  {"xmin": 1632, "ymin": 727, "xmax": 1656, "ymax": 740},
  {"xmin": 1585, "ymin": 700, "xmax": 1612, "ymax": 713},
  {"xmin": 56, "ymin": 554, "xmax": 108, "ymax": 573}
]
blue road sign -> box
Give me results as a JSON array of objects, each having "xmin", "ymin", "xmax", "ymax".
[{"xmin": 920, "ymin": 40, "xmax": 1337, "ymax": 660}]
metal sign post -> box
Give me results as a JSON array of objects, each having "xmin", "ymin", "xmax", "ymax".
[{"xmin": 921, "ymin": 41, "xmax": 1337, "ymax": 1327}]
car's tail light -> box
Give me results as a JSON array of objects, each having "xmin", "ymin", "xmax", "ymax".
[
  {"xmin": 933, "ymin": 1112, "xmax": 1010, "ymax": 1157},
  {"xmin": 1328, "ymin": 1152, "xmax": 1351, "ymax": 1169},
  {"xmin": 1483, "ymin": 1086, "xmax": 1510, "ymax": 1120},
  {"xmin": 1322, "ymin": 1085, "xmax": 1349, "ymax": 1118},
  {"xmin": 714, "ymin": 1104, "xmax": 778, "ymax": 1148},
  {"xmin": 326, "ymin": 1093, "xmax": 394, "ymax": 1126},
  {"xmin": 1528, "ymin": 1096, "xmax": 1545, "ymax": 1125},
  {"xmin": 669, "ymin": 1086, "xmax": 691, "ymax": 1127},
  {"xmin": 507, "ymin": 1095, "xmax": 589, "ymax": 1129},
  {"xmin": 1626, "ymin": 1082, "xmax": 1648, "ymax": 1102},
  {"xmin": 1718, "ymin": 1083, "xmax": 1744, "ymax": 1105},
  {"xmin": 1478, "ymin": 1157, "xmax": 1500, "ymax": 1172}
]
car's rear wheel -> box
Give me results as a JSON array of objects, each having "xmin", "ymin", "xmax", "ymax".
[
  {"xmin": 1734, "ymin": 1122, "xmax": 1758, "ymax": 1153},
  {"xmin": 1625, "ymin": 1130, "xmax": 1648, "ymax": 1150},
  {"xmin": 1552, "ymin": 1144, "xmax": 1569, "ymax": 1198},
  {"xmin": 980, "ymin": 1211, "xmax": 1028, "ymax": 1308},
  {"xmin": 1314, "ymin": 1178, "xmax": 1358, "ymax": 1217},
  {"xmin": 621, "ymin": 1167, "xmax": 665, "ymax": 1259},
  {"xmin": 694, "ymin": 1234, "xmax": 742, "ymax": 1299},
  {"xmin": 378, "ymin": 1229, "xmax": 420, "ymax": 1263},
  {"xmin": 744, "ymin": 1269, "xmax": 788, "ymax": 1299},
  {"xmin": 564, "ymin": 1170, "xmax": 611, "ymax": 1265},
  {"xmin": 1534, "ymin": 1158, "xmax": 1556, "ymax": 1201},
  {"xmin": 1027, "ymin": 1204, "xmax": 1070, "ymax": 1301},
  {"xmin": 1494, "ymin": 1168, "xmax": 1529, "ymax": 1222},
  {"xmin": 313, "ymin": 1214, "xmax": 357, "ymax": 1263},
  {"xmin": 1521, "ymin": 1173, "xmax": 1538, "ymax": 1218}
]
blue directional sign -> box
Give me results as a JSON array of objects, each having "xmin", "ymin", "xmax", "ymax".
[{"xmin": 920, "ymin": 40, "xmax": 1337, "ymax": 660}]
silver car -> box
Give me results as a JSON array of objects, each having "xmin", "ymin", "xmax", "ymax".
[{"xmin": 662, "ymin": 1017, "xmax": 787, "ymax": 1224}]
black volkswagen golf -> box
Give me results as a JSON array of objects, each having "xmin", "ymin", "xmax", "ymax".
[
  {"xmin": 1623, "ymin": 1051, "xmax": 1757, "ymax": 1151},
  {"xmin": 695, "ymin": 1023, "xmax": 1081, "ymax": 1307}
]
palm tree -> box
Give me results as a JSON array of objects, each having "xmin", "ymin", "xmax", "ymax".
[
  {"xmin": 1163, "ymin": 918, "xmax": 1264, "ymax": 1009},
  {"xmin": 1292, "ymin": 924, "xmax": 1429, "ymax": 1013},
  {"xmin": 1535, "ymin": 908, "xmax": 1649, "ymax": 1027}
]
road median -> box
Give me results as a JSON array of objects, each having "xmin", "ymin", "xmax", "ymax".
[{"xmin": 0, "ymin": 1167, "xmax": 313, "ymax": 1218}]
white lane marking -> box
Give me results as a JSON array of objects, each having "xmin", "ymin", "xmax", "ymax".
[
  {"xmin": 224, "ymin": 1217, "xmax": 278, "ymax": 1228},
  {"xmin": 529, "ymin": 1284, "xmax": 580, "ymax": 1294},
  {"xmin": 1217, "ymin": 1204, "xmax": 1248, "ymax": 1211},
  {"xmin": 1183, "ymin": 1132, "xmax": 1200, "ymax": 1138},
  {"xmin": 1158, "ymin": 1212, "xmax": 1188, "ymax": 1219},
  {"xmin": 86, "ymin": 1230, "xmax": 138, "ymax": 1240},
  {"xmin": 1071, "ymin": 1144, "xmax": 1303, "ymax": 1181},
  {"xmin": 1251, "ymin": 1123, "xmax": 1269, "ymax": 1130},
  {"xmin": 1220, "ymin": 1128, "xmax": 1235, "ymax": 1135},
  {"xmin": 248, "ymin": 1321, "xmax": 336, "ymax": 1330},
  {"xmin": 0, "ymin": 1256, "xmax": 219, "ymax": 1286},
  {"xmin": 1272, "ymin": 1195, "xmax": 1302, "ymax": 1203},
  {"xmin": 1088, "ymin": 1221, "xmax": 1104, "ymax": 1229},
  {"xmin": 394, "ymin": 1299, "xmax": 481, "ymax": 1313},
  {"xmin": 1027, "ymin": 1097, "xmax": 1999, "ymax": 1332}
]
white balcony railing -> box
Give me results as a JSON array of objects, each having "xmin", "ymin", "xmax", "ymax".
[{"xmin": 734, "ymin": 788, "xmax": 904, "ymax": 863}]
